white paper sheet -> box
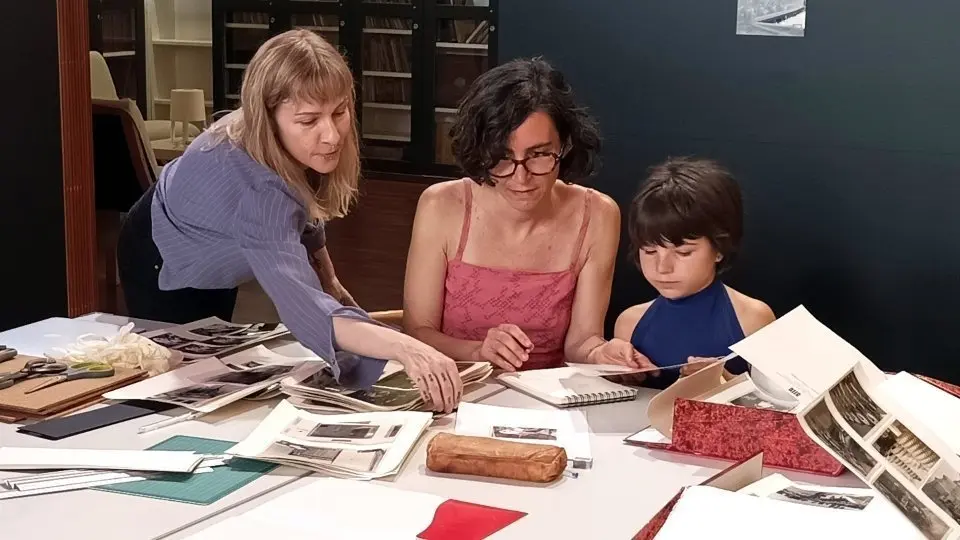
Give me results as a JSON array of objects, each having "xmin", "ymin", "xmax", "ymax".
[
  {"xmin": 455, "ymin": 402, "xmax": 592, "ymax": 465},
  {"xmin": 184, "ymin": 478, "xmax": 446, "ymax": 540},
  {"xmin": 625, "ymin": 427, "xmax": 670, "ymax": 445},
  {"xmin": 655, "ymin": 485, "xmax": 925, "ymax": 540},
  {"xmin": 876, "ymin": 372, "xmax": 960, "ymax": 456},
  {"xmin": 729, "ymin": 306, "xmax": 887, "ymax": 409},
  {"xmin": 0, "ymin": 447, "xmax": 202, "ymax": 472}
]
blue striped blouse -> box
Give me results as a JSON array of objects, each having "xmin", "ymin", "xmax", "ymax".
[{"xmin": 150, "ymin": 130, "xmax": 386, "ymax": 387}]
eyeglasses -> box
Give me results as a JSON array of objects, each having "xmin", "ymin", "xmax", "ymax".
[{"xmin": 488, "ymin": 150, "xmax": 562, "ymax": 179}]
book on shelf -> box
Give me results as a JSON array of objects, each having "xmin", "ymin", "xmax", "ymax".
[
  {"xmin": 281, "ymin": 361, "xmax": 492, "ymax": 413},
  {"xmin": 226, "ymin": 400, "xmax": 432, "ymax": 479}
]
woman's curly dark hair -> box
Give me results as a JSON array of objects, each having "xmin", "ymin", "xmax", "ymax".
[{"xmin": 450, "ymin": 57, "xmax": 601, "ymax": 185}]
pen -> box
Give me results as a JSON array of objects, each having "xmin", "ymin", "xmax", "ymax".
[{"xmin": 137, "ymin": 411, "xmax": 205, "ymax": 434}]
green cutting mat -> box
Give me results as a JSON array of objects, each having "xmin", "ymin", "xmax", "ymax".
[{"xmin": 95, "ymin": 435, "xmax": 277, "ymax": 505}]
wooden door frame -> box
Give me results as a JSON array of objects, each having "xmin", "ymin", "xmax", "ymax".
[{"xmin": 58, "ymin": 0, "xmax": 98, "ymax": 316}]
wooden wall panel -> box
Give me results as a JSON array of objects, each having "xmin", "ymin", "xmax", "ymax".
[
  {"xmin": 58, "ymin": 0, "xmax": 97, "ymax": 316},
  {"xmin": 325, "ymin": 179, "xmax": 429, "ymax": 311}
]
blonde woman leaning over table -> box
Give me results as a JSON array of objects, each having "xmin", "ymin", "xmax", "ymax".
[
  {"xmin": 116, "ymin": 30, "xmax": 460, "ymax": 412},
  {"xmin": 402, "ymin": 57, "xmax": 656, "ymax": 374}
]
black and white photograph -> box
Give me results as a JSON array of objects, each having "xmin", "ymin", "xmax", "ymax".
[
  {"xmin": 146, "ymin": 332, "xmax": 196, "ymax": 349},
  {"xmin": 873, "ymin": 421, "xmax": 939, "ymax": 486},
  {"xmin": 874, "ymin": 471, "xmax": 950, "ymax": 540},
  {"xmin": 768, "ymin": 486, "xmax": 873, "ymax": 511},
  {"xmin": 492, "ymin": 426, "xmax": 558, "ymax": 441},
  {"xmin": 266, "ymin": 440, "xmax": 384, "ymax": 473},
  {"xmin": 281, "ymin": 417, "xmax": 401, "ymax": 446},
  {"xmin": 372, "ymin": 370, "xmax": 417, "ymax": 390},
  {"xmin": 349, "ymin": 386, "xmax": 421, "ymax": 409},
  {"xmin": 828, "ymin": 370, "xmax": 888, "ymax": 438},
  {"xmin": 736, "ymin": 0, "xmax": 805, "ymax": 37},
  {"xmin": 174, "ymin": 342, "xmax": 232, "ymax": 356},
  {"xmin": 205, "ymin": 335, "xmax": 255, "ymax": 347},
  {"xmin": 153, "ymin": 382, "xmax": 247, "ymax": 406},
  {"xmin": 207, "ymin": 364, "xmax": 295, "ymax": 386},
  {"xmin": 803, "ymin": 398, "xmax": 878, "ymax": 476},
  {"xmin": 188, "ymin": 322, "xmax": 252, "ymax": 338},
  {"xmin": 730, "ymin": 391, "xmax": 795, "ymax": 412},
  {"xmin": 922, "ymin": 461, "xmax": 960, "ymax": 524}
]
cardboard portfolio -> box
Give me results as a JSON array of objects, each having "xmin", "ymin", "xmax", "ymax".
[{"xmin": 0, "ymin": 355, "xmax": 144, "ymax": 421}]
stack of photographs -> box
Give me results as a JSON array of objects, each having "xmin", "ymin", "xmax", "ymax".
[
  {"xmin": 148, "ymin": 362, "xmax": 309, "ymax": 413},
  {"xmin": 141, "ymin": 317, "xmax": 290, "ymax": 361},
  {"xmin": 280, "ymin": 361, "xmax": 493, "ymax": 413},
  {"xmin": 226, "ymin": 400, "xmax": 433, "ymax": 479}
]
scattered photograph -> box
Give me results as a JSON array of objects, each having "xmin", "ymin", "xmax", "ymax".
[
  {"xmin": 828, "ymin": 371, "xmax": 888, "ymax": 438},
  {"xmin": 768, "ymin": 485, "xmax": 873, "ymax": 511},
  {"xmin": 152, "ymin": 382, "xmax": 247, "ymax": 406},
  {"xmin": 874, "ymin": 471, "xmax": 950, "ymax": 540},
  {"xmin": 189, "ymin": 323, "xmax": 252, "ymax": 338},
  {"xmin": 174, "ymin": 342, "xmax": 232, "ymax": 356},
  {"xmin": 922, "ymin": 461, "xmax": 960, "ymax": 524},
  {"xmin": 228, "ymin": 360, "xmax": 265, "ymax": 370},
  {"xmin": 492, "ymin": 426, "xmax": 558, "ymax": 441},
  {"xmin": 146, "ymin": 332, "xmax": 196, "ymax": 348},
  {"xmin": 226, "ymin": 323, "xmax": 281, "ymax": 338},
  {"xmin": 206, "ymin": 364, "xmax": 295, "ymax": 386},
  {"xmin": 873, "ymin": 421, "xmax": 939, "ymax": 485},
  {"xmin": 205, "ymin": 335, "xmax": 255, "ymax": 347},
  {"xmin": 730, "ymin": 391, "xmax": 795, "ymax": 412},
  {"xmin": 736, "ymin": 0, "xmax": 806, "ymax": 37},
  {"xmin": 803, "ymin": 398, "xmax": 878, "ymax": 476},
  {"xmin": 308, "ymin": 423, "xmax": 378, "ymax": 440},
  {"xmin": 281, "ymin": 417, "xmax": 401, "ymax": 446},
  {"xmin": 266, "ymin": 440, "xmax": 384, "ymax": 472}
]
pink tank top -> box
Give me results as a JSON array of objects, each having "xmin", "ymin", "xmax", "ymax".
[{"xmin": 440, "ymin": 180, "xmax": 592, "ymax": 370}]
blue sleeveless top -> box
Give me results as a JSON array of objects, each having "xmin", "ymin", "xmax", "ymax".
[{"xmin": 629, "ymin": 280, "xmax": 747, "ymax": 389}]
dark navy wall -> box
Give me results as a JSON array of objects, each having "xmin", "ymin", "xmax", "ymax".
[{"xmin": 499, "ymin": 0, "xmax": 960, "ymax": 381}]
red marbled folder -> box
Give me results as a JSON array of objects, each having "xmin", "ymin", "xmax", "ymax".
[{"xmin": 638, "ymin": 398, "xmax": 845, "ymax": 476}]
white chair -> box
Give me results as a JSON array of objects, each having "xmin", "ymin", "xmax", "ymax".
[{"xmin": 89, "ymin": 51, "xmax": 200, "ymax": 142}]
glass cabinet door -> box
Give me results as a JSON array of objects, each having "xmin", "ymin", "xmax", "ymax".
[
  {"xmin": 96, "ymin": 0, "xmax": 144, "ymax": 110},
  {"xmin": 360, "ymin": 15, "xmax": 415, "ymax": 161},
  {"xmin": 290, "ymin": 0, "xmax": 341, "ymax": 49},
  {"xmin": 222, "ymin": 10, "xmax": 272, "ymax": 109},
  {"xmin": 434, "ymin": 17, "xmax": 490, "ymax": 165}
]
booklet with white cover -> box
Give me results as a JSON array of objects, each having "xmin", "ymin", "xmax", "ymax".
[
  {"xmin": 226, "ymin": 400, "xmax": 432, "ymax": 480},
  {"xmin": 454, "ymin": 402, "xmax": 592, "ymax": 468}
]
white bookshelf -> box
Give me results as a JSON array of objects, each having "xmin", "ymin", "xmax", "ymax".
[{"xmin": 145, "ymin": 0, "xmax": 213, "ymax": 121}]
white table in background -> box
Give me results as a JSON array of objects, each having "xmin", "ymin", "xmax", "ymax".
[{"xmin": 0, "ymin": 313, "xmax": 862, "ymax": 539}]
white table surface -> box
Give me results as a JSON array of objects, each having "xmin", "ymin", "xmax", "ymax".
[{"xmin": 0, "ymin": 313, "xmax": 863, "ymax": 539}]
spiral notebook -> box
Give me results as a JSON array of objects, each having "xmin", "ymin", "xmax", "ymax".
[{"xmin": 496, "ymin": 367, "xmax": 639, "ymax": 408}]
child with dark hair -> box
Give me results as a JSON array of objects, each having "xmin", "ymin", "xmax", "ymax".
[{"xmin": 614, "ymin": 157, "xmax": 775, "ymax": 388}]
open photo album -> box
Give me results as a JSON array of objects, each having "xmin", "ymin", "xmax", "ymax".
[
  {"xmin": 226, "ymin": 400, "xmax": 433, "ymax": 479},
  {"xmin": 280, "ymin": 361, "xmax": 493, "ymax": 413}
]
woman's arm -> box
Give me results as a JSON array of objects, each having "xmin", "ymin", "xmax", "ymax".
[
  {"xmin": 238, "ymin": 183, "xmax": 460, "ymax": 411},
  {"xmin": 402, "ymin": 184, "xmax": 486, "ymax": 362},
  {"xmin": 564, "ymin": 194, "xmax": 655, "ymax": 368},
  {"xmin": 310, "ymin": 245, "xmax": 358, "ymax": 307}
]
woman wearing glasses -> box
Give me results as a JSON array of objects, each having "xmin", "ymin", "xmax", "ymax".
[{"xmin": 402, "ymin": 57, "xmax": 657, "ymax": 372}]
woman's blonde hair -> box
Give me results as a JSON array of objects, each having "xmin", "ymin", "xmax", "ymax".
[{"xmin": 208, "ymin": 29, "xmax": 360, "ymax": 221}]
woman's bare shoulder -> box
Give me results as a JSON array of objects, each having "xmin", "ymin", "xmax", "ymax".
[
  {"xmin": 614, "ymin": 301, "xmax": 653, "ymax": 340},
  {"xmin": 417, "ymin": 179, "xmax": 469, "ymax": 220},
  {"xmin": 725, "ymin": 286, "xmax": 776, "ymax": 336}
]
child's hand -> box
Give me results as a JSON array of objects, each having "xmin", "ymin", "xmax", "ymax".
[
  {"xmin": 680, "ymin": 356, "xmax": 724, "ymax": 377},
  {"xmin": 588, "ymin": 339, "xmax": 657, "ymax": 372}
]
